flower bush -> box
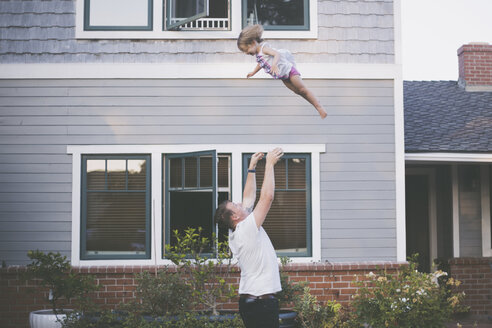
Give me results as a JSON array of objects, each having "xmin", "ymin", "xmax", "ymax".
[{"xmin": 349, "ymin": 255, "xmax": 468, "ymax": 328}]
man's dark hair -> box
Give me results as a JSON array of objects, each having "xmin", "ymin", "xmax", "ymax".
[{"xmin": 214, "ymin": 200, "xmax": 234, "ymax": 230}]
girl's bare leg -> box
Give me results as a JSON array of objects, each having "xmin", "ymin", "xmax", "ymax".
[{"xmin": 283, "ymin": 76, "xmax": 327, "ymax": 119}]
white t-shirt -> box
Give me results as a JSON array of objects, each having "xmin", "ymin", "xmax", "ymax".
[{"xmin": 229, "ymin": 212, "xmax": 282, "ymax": 296}]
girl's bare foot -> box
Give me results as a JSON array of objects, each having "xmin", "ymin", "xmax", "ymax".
[{"xmin": 317, "ymin": 107, "xmax": 327, "ymax": 119}]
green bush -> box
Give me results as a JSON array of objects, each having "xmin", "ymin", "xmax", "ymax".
[
  {"xmin": 349, "ymin": 255, "xmax": 468, "ymax": 328},
  {"xmin": 277, "ymin": 256, "xmax": 308, "ymax": 309},
  {"xmin": 165, "ymin": 227, "xmax": 237, "ymax": 315},
  {"xmin": 294, "ymin": 287, "xmax": 344, "ymax": 328},
  {"xmin": 24, "ymin": 250, "xmax": 97, "ymax": 315},
  {"xmin": 133, "ymin": 270, "xmax": 193, "ymax": 316}
]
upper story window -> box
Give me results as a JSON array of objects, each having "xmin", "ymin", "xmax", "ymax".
[
  {"xmin": 243, "ymin": 0, "xmax": 309, "ymax": 30},
  {"xmin": 76, "ymin": 0, "xmax": 317, "ymax": 39}
]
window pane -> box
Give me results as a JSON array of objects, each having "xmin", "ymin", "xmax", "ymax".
[
  {"xmin": 288, "ymin": 158, "xmax": 306, "ymax": 189},
  {"xmin": 200, "ymin": 156, "xmax": 213, "ymax": 188},
  {"xmin": 261, "ymin": 191, "xmax": 307, "ymax": 253},
  {"xmin": 275, "ymin": 159, "xmax": 287, "ymax": 189},
  {"xmin": 86, "ymin": 192, "xmax": 146, "ymax": 254},
  {"xmin": 185, "ymin": 157, "xmax": 198, "ymax": 188},
  {"xmin": 87, "ymin": 160, "xmax": 106, "ymax": 190},
  {"xmin": 107, "ymin": 160, "xmax": 126, "ymax": 190},
  {"xmin": 247, "ymin": 154, "xmax": 310, "ymax": 255},
  {"xmin": 169, "ymin": 191, "xmax": 213, "ymax": 250},
  {"xmin": 88, "ymin": 0, "xmax": 150, "ymax": 28},
  {"xmin": 168, "ymin": 0, "xmax": 208, "ymax": 28},
  {"xmin": 218, "ymin": 156, "xmax": 229, "ymax": 188},
  {"xmin": 170, "ymin": 158, "xmax": 182, "ymax": 188},
  {"xmin": 244, "ymin": 0, "xmax": 306, "ymax": 27},
  {"xmin": 128, "ymin": 160, "xmax": 147, "ymax": 190}
]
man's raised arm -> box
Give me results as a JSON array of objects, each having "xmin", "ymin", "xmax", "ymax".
[
  {"xmin": 242, "ymin": 152, "xmax": 264, "ymax": 212},
  {"xmin": 253, "ymin": 148, "xmax": 283, "ymax": 228}
]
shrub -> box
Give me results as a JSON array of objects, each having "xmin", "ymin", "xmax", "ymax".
[
  {"xmin": 165, "ymin": 227, "xmax": 237, "ymax": 315},
  {"xmin": 133, "ymin": 270, "xmax": 193, "ymax": 316},
  {"xmin": 349, "ymin": 255, "xmax": 468, "ymax": 328},
  {"xmin": 277, "ymin": 256, "xmax": 308, "ymax": 309},
  {"xmin": 294, "ymin": 287, "xmax": 344, "ymax": 328},
  {"xmin": 24, "ymin": 250, "xmax": 97, "ymax": 316}
]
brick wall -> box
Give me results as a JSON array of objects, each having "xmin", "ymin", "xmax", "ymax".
[
  {"xmin": 449, "ymin": 258, "xmax": 492, "ymax": 319},
  {"xmin": 0, "ymin": 262, "xmax": 401, "ymax": 328},
  {"xmin": 457, "ymin": 43, "xmax": 492, "ymax": 90}
]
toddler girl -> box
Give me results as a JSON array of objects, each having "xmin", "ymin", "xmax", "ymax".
[{"xmin": 237, "ymin": 24, "xmax": 327, "ymax": 119}]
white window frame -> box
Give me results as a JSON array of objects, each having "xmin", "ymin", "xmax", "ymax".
[
  {"xmin": 68, "ymin": 144, "xmax": 324, "ymax": 266},
  {"xmin": 75, "ymin": 0, "xmax": 318, "ymax": 39}
]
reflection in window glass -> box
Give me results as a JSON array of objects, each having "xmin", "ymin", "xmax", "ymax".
[
  {"xmin": 108, "ymin": 160, "xmax": 126, "ymax": 190},
  {"xmin": 244, "ymin": 0, "xmax": 308, "ymax": 29},
  {"xmin": 87, "ymin": 160, "xmax": 105, "ymax": 190}
]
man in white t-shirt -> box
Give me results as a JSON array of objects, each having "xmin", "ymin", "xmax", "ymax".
[{"xmin": 214, "ymin": 148, "xmax": 284, "ymax": 328}]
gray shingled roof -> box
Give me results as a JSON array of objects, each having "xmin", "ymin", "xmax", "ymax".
[{"xmin": 404, "ymin": 81, "xmax": 492, "ymax": 152}]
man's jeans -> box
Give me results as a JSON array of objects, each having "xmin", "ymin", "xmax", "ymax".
[{"xmin": 239, "ymin": 296, "xmax": 279, "ymax": 328}]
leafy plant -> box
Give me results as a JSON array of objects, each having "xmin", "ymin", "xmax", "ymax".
[
  {"xmin": 349, "ymin": 254, "xmax": 468, "ymax": 328},
  {"xmin": 165, "ymin": 227, "xmax": 237, "ymax": 315},
  {"xmin": 294, "ymin": 286, "xmax": 344, "ymax": 328},
  {"xmin": 133, "ymin": 270, "xmax": 193, "ymax": 316},
  {"xmin": 24, "ymin": 250, "xmax": 97, "ymax": 317},
  {"xmin": 277, "ymin": 256, "xmax": 308, "ymax": 309}
]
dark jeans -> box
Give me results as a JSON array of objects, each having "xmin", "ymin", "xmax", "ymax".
[{"xmin": 239, "ymin": 296, "xmax": 279, "ymax": 328}]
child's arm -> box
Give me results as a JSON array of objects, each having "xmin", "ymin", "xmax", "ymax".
[
  {"xmin": 247, "ymin": 64, "xmax": 261, "ymax": 78},
  {"xmin": 261, "ymin": 45, "xmax": 281, "ymax": 77}
]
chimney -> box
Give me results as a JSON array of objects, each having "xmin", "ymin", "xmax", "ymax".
[{"xmin": 457, "ymin": 42, "xmax": 492, "ymax": 91}]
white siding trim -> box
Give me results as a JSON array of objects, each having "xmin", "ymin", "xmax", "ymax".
[
  {"xmin": 76, "ymin": 0, "xmax": 317, "ymax": 39},
  {"xmin": 481, "ymin": 165, "xmax": 492, "ymax": 257},
  {"xmin": 0, "ymin": 63, "xmax": 400, "ymax": 80},
  {"xmin": 406, "ymin": 153, "xmax": 492, "ymax": 163},
  {"xmin": 68, "ymin": 144, "xmax": 325, "ymax": 266},
  {"xmin": 452, "ymin": 165, "xmax": 460, "ymax": 257}
]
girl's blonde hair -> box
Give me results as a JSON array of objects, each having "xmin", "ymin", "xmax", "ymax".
[{"xmin": 237, "ymin": 24, "xmax": 264, "ymax": 49}]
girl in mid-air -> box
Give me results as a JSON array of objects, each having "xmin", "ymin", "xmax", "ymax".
[{"xmin": 237, "ymin": 24, "xmax": 327, "ymax": 119}]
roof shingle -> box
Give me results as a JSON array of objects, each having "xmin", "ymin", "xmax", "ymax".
[{"xmin": 404, "ymin": 81, "xmax": 492, "ymax": 152}]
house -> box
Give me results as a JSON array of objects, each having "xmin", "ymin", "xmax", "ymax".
[
  {"xmin": 404, "ymin": 43, "xmax": 492, "ymax": 318},
  {"xmin": 0, "ymin": 0, "xmax": 404, "ymax": 326}
]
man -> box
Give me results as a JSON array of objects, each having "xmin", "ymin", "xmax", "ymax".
[{"xmin": 214, "ymin": 147, "xmax": 284, "ymax": 328}]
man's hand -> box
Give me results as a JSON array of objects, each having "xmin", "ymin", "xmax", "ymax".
[
  {"xmin": 266, "ymin": 147, "xmax": 283, "ymax": 166},
  {"xmin": 249, "ymin": 152, "xmax": 264, "ymax": 169}
]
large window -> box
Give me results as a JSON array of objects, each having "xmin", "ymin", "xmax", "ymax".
[
  {"xmin": 71, "ymin": 145, "xmax": 322, "ymax": 265},
  {"xmin": 81, "ymin": 155, "xmax": 151, "ymax": 259},
  {"xmin": 243, "ymin": 153, "xmax": 311, "ymax": 256},
  {"xmin": 242, "ymin": 0, "xmax": 309, "ymax": 30}
]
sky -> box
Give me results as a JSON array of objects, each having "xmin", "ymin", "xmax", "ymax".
[{"xmin": 401, "ymin": 0, "xmax": 492, "ymax": 81}]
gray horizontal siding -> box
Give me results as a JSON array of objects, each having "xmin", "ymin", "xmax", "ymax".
[
  {"xmin": 0, "ymin": 0, "xmax": 394, "ymax": 64},
  {"xmin": 0, "ymin": 78, "xmax": 395, "ymax": 265}
]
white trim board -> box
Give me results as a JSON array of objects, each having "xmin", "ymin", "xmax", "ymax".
[
  {"xmin": 406, "ymin": 153, "xmax": 492, "ymax": 163},
  {"xmin": 0, "ymin": 63, "xmax": 400, "ymax": 80},
  {"xmin": 68, "ymin": 144, "xmax": 325, "ymax": 266}
]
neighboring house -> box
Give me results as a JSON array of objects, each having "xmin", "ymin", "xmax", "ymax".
[
  {"xmin": 404, "ymin": 43, "xmax": 492, "ymax": 318},
  {"xmin": 0, "ymin": 0, "xmax": 405, "ymax": 326}
]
